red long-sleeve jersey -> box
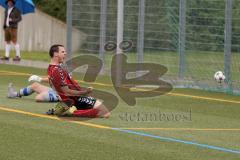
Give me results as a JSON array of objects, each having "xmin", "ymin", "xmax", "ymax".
[{"xmin": 47, "ymin": 64, "xmax": 81, "ymax": 106}]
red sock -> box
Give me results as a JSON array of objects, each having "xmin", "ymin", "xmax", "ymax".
[{"xmin": 72, "ymin": 108, "xmax": 99, "ymax": 118}]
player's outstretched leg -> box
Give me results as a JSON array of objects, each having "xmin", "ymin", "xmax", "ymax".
[
  {"xmin": 49, "ymin": 99, "xmax": 110, "ymax": 118},
  {"xmin": 72, "ymin": 100, "xmax": 111, "ymax": 118},
  {"xmin": 7, "ymin": 83, "xmax": 35, "ymax": 98},
  {"xmin": 93, "ymin": 100, "xmax": 110, "ymax": 118}
]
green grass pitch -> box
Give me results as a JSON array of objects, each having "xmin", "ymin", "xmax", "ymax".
[{"xmin": 0, "ymin": 63, "xmax": 240, "ymax": 160}]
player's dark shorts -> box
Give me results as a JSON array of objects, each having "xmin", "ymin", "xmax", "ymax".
[{"xmin": 75, "ymin": 96, "xmax": 97, "ymax": 110}]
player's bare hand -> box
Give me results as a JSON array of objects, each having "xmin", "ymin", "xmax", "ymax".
[
  {"xmin": 87, "ymin": 87, "xmax": 93, "ymax": 91},
  {"xmin": 86, "ymin": 87, "xmax": 93, "ymax": 94}
]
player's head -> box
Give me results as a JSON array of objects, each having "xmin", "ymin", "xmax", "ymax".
[{"xmin": 49, "ymin": 44, "xmax": 66, "ymax": 63}]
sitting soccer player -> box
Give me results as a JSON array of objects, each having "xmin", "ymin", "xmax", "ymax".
[
  {"xmin": 7, "ymin": 82, "xmax": 59, "ymax": 102},
  {"xmin": 47, "ymin": 44, "xmax": 110, "ymax": 118}
]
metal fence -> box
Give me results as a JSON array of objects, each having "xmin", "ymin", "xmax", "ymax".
[{"xmin": 67, "ymin": 0, "xmax": 240, "ymax": 94}]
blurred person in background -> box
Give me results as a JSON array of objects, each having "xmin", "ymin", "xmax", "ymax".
[{"xmin": 1, "ymin": 0, "xmax": 22, "ymax": 61}]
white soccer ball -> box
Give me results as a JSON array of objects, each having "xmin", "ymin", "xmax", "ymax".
[{"xmin": 214, "ymin": 71, "xmax": 225, "ymax": 83}]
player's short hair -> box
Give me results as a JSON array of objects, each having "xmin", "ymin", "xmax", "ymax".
[{"xmin": 49, "ymin": 44, "xmax": 64, "ymax": 58}]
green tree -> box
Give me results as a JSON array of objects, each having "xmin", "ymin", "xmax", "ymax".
[{"xmin": 32, "ymin": 0, "xmax": 66, "ymax": 22}]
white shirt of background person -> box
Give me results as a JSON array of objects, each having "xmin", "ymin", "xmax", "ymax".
[{"xmin": 6, "ymin": 6, "xmax": 14, "ymax": 27}]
